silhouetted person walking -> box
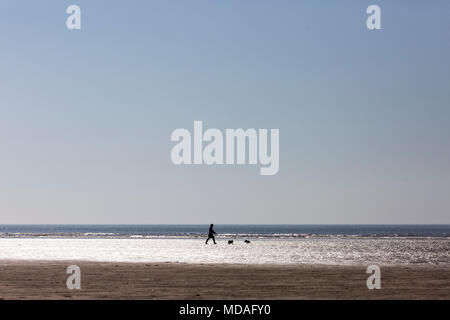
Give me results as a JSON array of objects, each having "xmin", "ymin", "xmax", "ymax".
[{"xmin": 206, "ymin": 224, "xmax": 217, "ymax": 244}]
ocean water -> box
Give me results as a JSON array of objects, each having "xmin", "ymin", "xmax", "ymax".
[
  {"xmin": 0, "ymin": 224, "xmax": 449, "ymax": 239},
  {"xmin": 0, "ymin": 238, "xmax": 448, "ymax": 265},
  {"xmin": 0, "ymin": 225, "xmax": 448, "ymax": 265}
]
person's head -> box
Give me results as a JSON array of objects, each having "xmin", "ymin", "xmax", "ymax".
[{"xmin": 210, "ymin": 224, "xmax": 213, "ymax": 227}]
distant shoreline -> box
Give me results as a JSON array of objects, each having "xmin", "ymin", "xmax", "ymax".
[
  {"xmin": 1, "ymin": 224, "xmax": 449, "ymax": 239},
  {"xmin": 1, "ymin": 235, "xmax": 449, "ymax": 240}
]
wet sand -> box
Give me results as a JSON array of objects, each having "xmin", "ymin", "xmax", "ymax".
[{"xmin": 0, "ymin": 260, "xmax": 448, "ymax": 299}]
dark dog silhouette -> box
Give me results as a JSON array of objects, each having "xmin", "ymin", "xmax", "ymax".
[
  {"xmin": 228, "ymin": 240, "xmax": 233, "ymax": 244},
  {"xmin": 244, "ymin": 240, "xmax": 251, "ymax": 243}
]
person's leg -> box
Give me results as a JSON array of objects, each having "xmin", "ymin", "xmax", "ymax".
[
  {"xmin": 213, "ymin": 236, "xmax": 216, "ymax": 244},
  {"xmin": 206, "ymin": 237, "xmax": 210, "ymax": 244}
]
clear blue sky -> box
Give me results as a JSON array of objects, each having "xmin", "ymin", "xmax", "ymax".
[{"xmin": 0, "ymin": 1, "xmax": 449, "ymax": 223}]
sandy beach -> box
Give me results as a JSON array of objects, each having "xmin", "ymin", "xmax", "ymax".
[{"xmin": 0, "ymin": 260, "xmax": 448, "ymax": 300}]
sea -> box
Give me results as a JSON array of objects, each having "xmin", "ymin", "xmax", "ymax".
[
  {"xmin": 1, "ymin": 224, "xmax": 449, "ymax": 239},
  {"xmin": 0, "ymin": 225, "xmax": 448, "ymax": 265}
]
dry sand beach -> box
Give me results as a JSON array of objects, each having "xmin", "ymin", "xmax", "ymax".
[
  {"xmin": 0, "ymin": 226, "xmax": 448, "ymax": 300},
  {"xmin": 0, "ymin": 260, "xmax": 449, "ymax": 300}
]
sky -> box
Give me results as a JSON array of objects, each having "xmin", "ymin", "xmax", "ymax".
[{"xmin": 0, "ymin": 0, "xmax": 449, "ymax": 224}]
